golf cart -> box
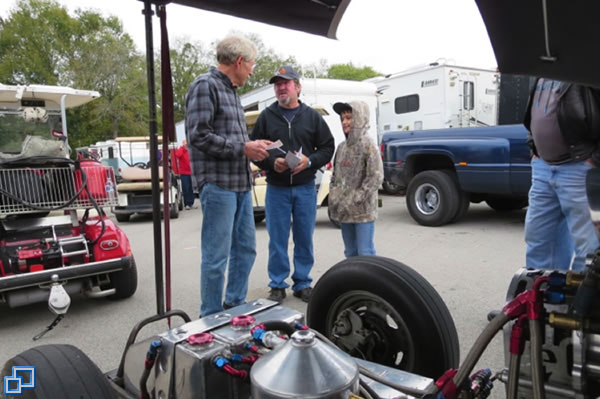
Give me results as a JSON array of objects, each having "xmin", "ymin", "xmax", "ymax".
[
  {"xmin": 245, "ymin": 108, "xmax": 336, "ymax": 226},
  {"xmin": 112, "ymin": 136, "xmax": 183, "ymax": 222},
  {"xmin": 5, "ymin": 1, "xmax": 600, "ymax": 398},
  {"xmin": 0, "ymin": 84, "xmax": 137, "ymax": 326}
]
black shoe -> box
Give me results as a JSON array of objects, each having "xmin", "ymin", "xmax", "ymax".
[
  {"xmin": 223, "ymin": 302, "xmax": 235, "ymax": 310},
  {"xmin": 268, "ymin": 288, "xmax": 286, "ymax": 303},
  {"xmin": 487, "ymin": 309, "xmax": 501, "ymax": 322},
  {"xmin": 293, "ymin": 287, "xmax": 312, "ymax": 303}
]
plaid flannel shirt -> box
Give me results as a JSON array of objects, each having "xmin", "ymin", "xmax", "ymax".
[{"xmin": 185, "ymin": 67, "xmax": 251, "ymax": 192}]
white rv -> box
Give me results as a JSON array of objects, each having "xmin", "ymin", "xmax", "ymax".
[
  {"xmin": 373, "ymin": 62, "xmax": 500, "ymax": 139},
  {"xmin": 240, "ymin": 78, "xmax": 379, "ymax": 149}
]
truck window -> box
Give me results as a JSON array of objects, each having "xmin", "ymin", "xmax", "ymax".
[
  {"xmin": 394, "ymin": 94, "xmax": 419, "ymax": 114},
  {"xmin": 463, "ymin": 81, "xmax": 474, "ymax": 110}
]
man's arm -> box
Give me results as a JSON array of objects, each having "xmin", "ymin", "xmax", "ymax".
[
  {"xmin": 250, "ymin": 112, "xmax": 277, "ymax": 170},
  {"xmin": 185, "ymin": 79, "xmax": 245, "ymax": 159},
  {"xmin": 307, "ymin": 113, "xmax": 335, "ymax": 169}
]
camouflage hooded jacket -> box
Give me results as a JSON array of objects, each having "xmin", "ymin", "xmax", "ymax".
[{"xmin": 328, "ymin": 101, "xmax": 384, "ymax": 223}]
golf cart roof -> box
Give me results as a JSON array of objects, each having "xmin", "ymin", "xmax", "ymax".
[
  {"xmin": 163, "ymin": 0, "xmax": 350, "ymax": 39},
  {"xmin": 0, "ymin": 84, "xmax": 101, "ymax": 110}
]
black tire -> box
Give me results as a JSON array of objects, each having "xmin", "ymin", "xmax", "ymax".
[
  {"xmin": 115, "ymin": 213, "xmax": 130, "ymax": 223},
  {"xmin": 307, "ymin": 256, "xmax": 459, "ymax": 380},
  {"xmin": 170, "ymin": 202, "xmax": 179, "ymax": 219},
  {"xmin": 327, "ymin": 206, "xmax": 341, "ymax": 228},
  {"xmin": 254, "ymin": 213, "xmax": 265, "ymax": 224},
  {"xmin": 486, "ymin": 196, "xmax": 528, "ymax": 212},
  {"xmin": 440, "ymin": 170, "xmax": 470, "ymax": 223},
  {"xmin": 406, "ymin": 170, "xmax": 460, "ymax": 226},
  {"xmin": 107, "ymin": 257, "xmax": 138, "ymax": 299},
  {"xmin": 382, "ymin": 180, "xmax": 404, "ymax": 195},
  {"xmin": 1, "ymin": 344, "xmax": 114, "ymax": 399}
]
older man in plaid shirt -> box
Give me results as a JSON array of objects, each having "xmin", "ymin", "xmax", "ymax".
[{"xmin": 185, "ymin": 35, "xmax": 271, "ymax": 317}]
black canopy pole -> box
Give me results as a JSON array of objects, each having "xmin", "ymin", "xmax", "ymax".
[{"xmin": 142, "ymin": 0, "xmax": 165, "ymax": 316}]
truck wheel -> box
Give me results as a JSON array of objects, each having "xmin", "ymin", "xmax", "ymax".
[
  {"xmin": 108, "ymin": 258, "xmax": 138, "ymax": 299},
  {"xmin": 1, "ymin": 344, "xmax": 114, "ymax": 399},
  {"xmin": 406, "ymin": 170, "xmax": 460, "ymax": 226},
  {"xmin": 382, "ymin": 180, "xmax": 404, "ymax": 195},
  {"xmin": 486, "ymin": 196, "xmax": 528, "ymax": 211},
  {"xmin": 115, "ymin": 213, "xmax": 130, "ymax": 222},
  {"xmin": 307, "ymin": 256, "xmax": 459, "ymax": 380},
  {"xmin": 440, "ymin": 170, "xmax": 470, "ymax": 223}
]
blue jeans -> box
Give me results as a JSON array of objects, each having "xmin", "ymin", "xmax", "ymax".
[
  {"xmin": 525, "ymin": 158, "xmax": 598, "ymax": 270},
  {"xmin": 199, "ymin": 183, "xmax": 256, "ymax": 316},
  {"xmin": 265, "ymin": 181, "xmax": 316, "ymax": 291},
  {"xmin": 340, "ymin": 222, "xmax": 376, "ymax": 257},
  {"xmin": 180, "ymin": 174, "xmax": 195, "ymax": 206}
]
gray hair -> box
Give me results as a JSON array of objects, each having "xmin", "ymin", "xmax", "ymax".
[{"xmin": 216, "ymin": 35, "xmax": 258, "ymax": 65}]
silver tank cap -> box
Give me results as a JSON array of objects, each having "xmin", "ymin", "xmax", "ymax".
[{"xmin": 291, "ymin": 329, "xmax": 315, "ymax": 344}]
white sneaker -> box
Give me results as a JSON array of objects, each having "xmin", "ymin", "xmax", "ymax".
[{"xmin": 185, "ymin": 205, "xmax": 191, "ymax": 210}]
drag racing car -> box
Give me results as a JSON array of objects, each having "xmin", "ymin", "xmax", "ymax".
[{"xmin": 0, "ymin": 84, "xmax": 137, "ymax": 337}]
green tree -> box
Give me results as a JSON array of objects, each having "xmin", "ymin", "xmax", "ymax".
[
  {"xmin": 0, "ymin": 0, "xmax": 75, "ymax": 85},
  {"xmin": 327, "ymin": 63, "xmax": 382, "ymax": 81},
  {"xmin": 302, "ymin": 59, "xmax": 329, "ymax": 79}
]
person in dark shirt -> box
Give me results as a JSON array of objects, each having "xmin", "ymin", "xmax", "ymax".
[
  {"xmin": 251, "ymin": 65, "xmax": 334, "ymax": 303},
  {"xmin": 523, "ymin": 78, "xmax": 600, "ymax": 270}
]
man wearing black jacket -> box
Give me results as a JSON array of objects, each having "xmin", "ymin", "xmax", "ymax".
[
  {"xmin": 523, "ymin": 78, "xmax": 600, "ymax": 270},
  {"xmin": 252, "ymin": 65, "xmax": 335, "ymax": 302}
]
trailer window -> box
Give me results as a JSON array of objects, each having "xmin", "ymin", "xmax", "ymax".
[
  {"xmin": 463, "ymin": 82, "xmax": 474, "ymax": 110},
  {"xmin": 394, "ymin": 94, "xmax": 419, "ymax": 114}
]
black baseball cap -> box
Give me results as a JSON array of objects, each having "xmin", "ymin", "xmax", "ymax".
[
  {"xmin": 269, "ymin": 65, "xmax": 300, "ymax": 83},
  {"xmin": 333, "ymin": 102, "xmax": 352, "ymax": 115}
]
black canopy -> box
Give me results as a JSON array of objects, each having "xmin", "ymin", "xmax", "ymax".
[
  {"xmin": 167, "ymin": 0, "xmax": 350, "ymax": 39},
  {"xmin": 476, "ymin": 0, "xmax": 600, "ymax": 87}
]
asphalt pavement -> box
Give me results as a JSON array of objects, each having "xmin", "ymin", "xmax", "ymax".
[{"xmin": 0, "ymin": 193, "xmax": 527, "ymax": 398}]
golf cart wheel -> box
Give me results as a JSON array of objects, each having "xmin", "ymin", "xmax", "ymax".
[
  {"xmin": 254, "ymin": 214, "xmax": 265, "ymax": 224},
  {"xmin": 307, "ymin": 256, "xmax": 459, "ymax": 380},
  {"xmin": 170, "ymin": 202, "xmax": 179, "ymax": 219},
  {"xmin": 108, "ymin": 257, "xmax": 138, "ymax": 299},
  {"xmin": 115, "ymin": 213, "xmax": 130, "ymax": 223},
  {"xmin": 2, "ymin": 344, "xmax": 114, "ymax": 399}
]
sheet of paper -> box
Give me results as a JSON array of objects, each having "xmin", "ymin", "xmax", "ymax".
[
  {"xmin": 266, "ymin": 139, "xmax": 283, "ymax": 150},
  {"xmin": 285, "ymin": 150, "xmax": 302, "ymax": 169}
]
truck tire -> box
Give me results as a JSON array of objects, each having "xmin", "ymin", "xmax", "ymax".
[
  {"xmin": 108, "ymin": 258, "xmax": 138, "ymax": 299},
  {"xmin": 307, "ymin": 256, "xmax": 460, "ymax": 380},
  {"xmin": 440, "ymin": 170, "xmax": 470, "ymax": 223},
  {"xmin": 406, "ymin": 170, "xmax": 460, "ymax": 226},
  {"xmin": 1, "ymin": 344, "xmax": 114, "ymax": 399},
  {"xmin": 486, "ymin": 196, "xmax": 528, "ymax": 211}
]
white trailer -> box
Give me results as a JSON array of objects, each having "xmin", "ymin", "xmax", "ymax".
[
  {"xmin": 240, "ymin": 78, "xmax": 379, "ymax": 149},
  {"xmin": 373, "ymin": 62, "xmax": 500, "ymax": 138}
]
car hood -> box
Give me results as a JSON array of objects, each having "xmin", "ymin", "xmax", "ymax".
[{"xmin": 476, "ymin": 0, "xmax": 600, "ymax": 87}]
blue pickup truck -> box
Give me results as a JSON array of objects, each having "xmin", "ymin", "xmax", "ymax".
[{"xmin": 381, "ymin": 124, "xmax": 531, "ymax": 226}]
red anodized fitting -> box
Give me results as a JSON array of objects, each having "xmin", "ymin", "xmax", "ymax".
[
  {"xmin": 187, "ymin": 332, "xmax": 214, "ymax": 346},
  {"xmin": 232, "ymin": 315, "xmax": 256, "ymax": 327}
]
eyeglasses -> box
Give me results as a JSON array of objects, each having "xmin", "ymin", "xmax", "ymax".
[{"xmin": 244, "ymin": 60, "xmax": 256, "ymax": 72}]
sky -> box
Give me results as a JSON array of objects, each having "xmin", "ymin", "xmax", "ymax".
[{"xmin": 0, "ymin": 0, "xmax": 498, "ymax": 76}]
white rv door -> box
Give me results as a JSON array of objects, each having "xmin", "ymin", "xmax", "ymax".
[{"xmin": 458, "ymin": 74, "xmax": 476, "ymax": 127}]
